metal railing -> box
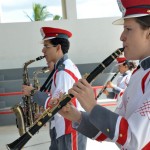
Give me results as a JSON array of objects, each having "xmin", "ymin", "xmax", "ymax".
[{"xmin": 0, "ymin": 86, "xmax": 116, "ymax": 115}]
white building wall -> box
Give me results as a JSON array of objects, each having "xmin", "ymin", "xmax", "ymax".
[{"xmin": 0, "ymin": 17, "xmax": 123, "ymax": 70}]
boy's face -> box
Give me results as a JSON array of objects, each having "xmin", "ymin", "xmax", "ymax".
[{"xmin": 42, "ymin": 40, "xmax": 58, "ymax": 64}]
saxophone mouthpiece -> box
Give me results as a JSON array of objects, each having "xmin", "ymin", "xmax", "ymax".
[{"xmin": 36, "ymin": 56, "xmax": 45, "ymax": 61}]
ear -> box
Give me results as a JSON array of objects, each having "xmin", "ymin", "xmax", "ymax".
[
  {"xmin": 56, "ymin": 44, "xmax": 61, "ymax": 51},
  {"xmin": 146, "ymin": 28, "xmax": 150, "ymax": 39}
]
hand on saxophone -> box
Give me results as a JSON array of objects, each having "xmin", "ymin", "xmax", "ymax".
[{"xmin": 22, "ymin": 85, "xmax": 35, "ymax": 96}]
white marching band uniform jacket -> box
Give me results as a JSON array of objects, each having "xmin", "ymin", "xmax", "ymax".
[
  {"xmin": 73, "ymin": 57, "xmax": 150, "ymax": 150},
  {"xmin": 45, "ymin": 58, "xmax": 83, "ymax": 139},
  {"xmin": 113, "ymin": 70, "xmax": 131, "ymax": 95},
  {"xmin": 34, "ymin": 55, "xmax": 83, "ymax": 140}
]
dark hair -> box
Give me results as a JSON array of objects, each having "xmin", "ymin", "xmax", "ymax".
[
  {"xmin": 123, "ymin": 61, "xmax": 137, "ymax": 70},
  {"xmin": 135, "ymin": 15, "xmax": 150, "ymax": 30},
  {"xmin": 49, "ymin": 38, "xmax": 70, "ymax": 54}
]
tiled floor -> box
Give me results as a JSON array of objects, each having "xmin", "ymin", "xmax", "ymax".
[{"xmin": 0, "ymin": 99, "xmax": 119, "ymax": 150}]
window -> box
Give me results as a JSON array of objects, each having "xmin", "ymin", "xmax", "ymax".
[
  {"xmin": 0, "ymin": 0, "xmax": 122, "ymax": 23},
  {"xmin": 0, "ymin": 0, "xmax": 62, "ymax": 23},
  {"xmin": 76, "ymin": 0, "xmax": 121, "ymax": 19}
]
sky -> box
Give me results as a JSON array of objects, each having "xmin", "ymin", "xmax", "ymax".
[{"xmin": 0, "ymin": 0, "xmax": 121, "ymax": 23}]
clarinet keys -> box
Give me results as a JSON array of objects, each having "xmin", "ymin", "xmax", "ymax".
[{"xmin": 37, "ymin": 121, "xmax": 42, "ymax": 126}]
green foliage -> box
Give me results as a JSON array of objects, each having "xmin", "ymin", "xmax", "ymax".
[
  {"xmin": 24, "ymin": 3, "xmax": 54, "ymax": 21},
  {"xmin": 53, "ymin": 15, "xmax": 62, "ymax": 20}
]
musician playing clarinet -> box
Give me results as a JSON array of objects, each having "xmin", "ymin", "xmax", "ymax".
[
  {"xmin": 104, "ymin": 57, "xmax": 136, "ymax": 100},
  {"xmin": 59, "ymin": 0, "xmax": 150, "ymax": 149}
]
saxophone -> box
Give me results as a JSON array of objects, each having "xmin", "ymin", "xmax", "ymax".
[
  {"xmin": 32, "ymin": 66, "xmax": 50, "ymax": 115},
  {"xmin": 33, "ymin": 66, "xmax": 50, "ymax": 90},
  {"xmin": 13, "ymin": 56, "xmax": 45, "ymax": 136}
]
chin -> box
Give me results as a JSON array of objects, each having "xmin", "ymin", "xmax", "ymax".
[{"xmin": 124, "ymin": 53, "xmax": 134, "ymax": 60}]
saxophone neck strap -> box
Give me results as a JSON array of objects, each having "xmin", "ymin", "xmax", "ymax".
[{"xmin": 40, "ymin": 54, "xmax": 68, "ymax": 92}]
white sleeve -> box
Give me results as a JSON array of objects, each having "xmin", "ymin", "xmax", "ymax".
[{"xmin": 113, "ymin": 86, "xmax": 150, "ymax": 149}]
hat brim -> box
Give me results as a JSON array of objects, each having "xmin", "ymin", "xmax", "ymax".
[
  {"xmin": 40, "ymin": 37, "xmax": 56, "ymax": 44},
  {"xmin": 113, "ymin": 14, "xmax": 149, "ymax": 25}
]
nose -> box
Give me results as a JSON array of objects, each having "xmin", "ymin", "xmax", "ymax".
[
  {"xmin": 120, "ymin": 30, "xmax": 126, "ymax": 42},
  {"xmin": 42, "ymin": 47, "xmax": 45, "ymax": 53}
]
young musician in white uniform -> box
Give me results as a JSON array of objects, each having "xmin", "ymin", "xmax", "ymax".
[
  {"xmin": 104, "ymin": 57, "xmax": 136, "ymax": 99},
  {"xmin": 22, "ymin": 27, "xmax": 87, "ymax": 150},
  {"xmin": 59, "ymin": 0, "xmax": 150, "ymax": 149}
]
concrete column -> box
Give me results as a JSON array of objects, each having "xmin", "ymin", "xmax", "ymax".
[
  {"xmin": 61, "ymin": 0, "xmax": 77, "ymax": 19},
  {"xmin": 0, "ymin": 0, "xmax": 2, "ymax": 23}
]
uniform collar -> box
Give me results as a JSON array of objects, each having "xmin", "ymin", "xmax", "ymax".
[
  {"xmin": 55, "ymin": 54, "xmax": 68, "ymax": 69},
  {"xmin": 122, "ymin": 70, "xmax": 130, "ymax": 76},
  {"xmin": 140, "ymin": 56, "xmax": 150, "ymax": 70}
]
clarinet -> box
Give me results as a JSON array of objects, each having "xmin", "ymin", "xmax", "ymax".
[
  {"xmin": 96, "ymin": 71, "xmax": 119, "ymax": 99},
  {"xmin": 6, "ymin": 48, "xmax": 124, "ymax": 150}
]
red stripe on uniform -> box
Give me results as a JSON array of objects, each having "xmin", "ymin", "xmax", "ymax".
[
  {"xmin": 116, "ymin": 117, "xmax": 128, "ymax": 145},
  {"xmin": 132, "ymin": 66, "xmax": 140, "ymax": 75},
  {"xmin": 71, "ymin": 129, "xmax": 78, "ymax": 150},
  {"xmin": 119, "ymin": 91, "xmax": 124, "ymax": 97},
  {"xmin": 141, "ymin": 71, "xmax": 150, "ymax": 94},
  {"xmin": 65, "ymin": 97, "xmax": 77, "ymax": 134},
  {"xmin": 63, "ymin": 69, "xmax": 79, "ymax": 150},
  {"xmin": 45, "ymin": 98, "xmax": 51, "ymax": 109},
  {"xmin": 64, "ymin": 69, "xmax": 79, "ymax": 82},
  {"xmin": 54, "ymin": 69, "xmax": 78, "ymax": 87},
  {"xmin": 96, "ymin": 133, "xmax": 107, "ymax": 141},
  {"xmin": 54, "ymin": 68, "xmax": 79, "ymax": 149},
  {"xmin": 142, "ymin": 141, "xmax": 150, "ymax": 150}
]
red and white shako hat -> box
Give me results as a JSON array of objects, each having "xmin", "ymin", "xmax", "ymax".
[
  {"xmin": 40, "ymin": 27, "xmax": 72, "ymax": 41},
  {"xmin": 113, "ymin": 0, "xmax": 150, "ymax": 25},
  {"xmin": 116, "ymin": 57, "xmax": 127, "ymax": 65}
]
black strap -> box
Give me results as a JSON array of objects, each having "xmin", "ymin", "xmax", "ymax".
[
  {"xmin": 40, "ymin": 69, "xmax": 55, "ymax": 92},
  {"xmin": 40, "ymin": 54, "xmax": 68, "ymax": 92}
]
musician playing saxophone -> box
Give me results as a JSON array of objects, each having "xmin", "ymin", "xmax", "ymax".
[{"xmin": 22, "ymin": 27, "xmax": 87, "ymax": 150}]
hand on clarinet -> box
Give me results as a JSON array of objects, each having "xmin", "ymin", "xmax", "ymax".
[
  {"xmin": 106, "ymin": 81, "xmax": 115, "ymax": 89},
  {"xmin": 68, "ymin": 79, "xmax": 97, "ymax": 112},
  {"xmin": 103, "ymin": 89, "xmax": 109, "ymax": 96},
  {"xmin": 49, "ymin": 92, "xmax": 81, "ymax": 123},
  {"xmin": 59, "ymin": 102, "xmax": 82, "ymax": 123}
]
